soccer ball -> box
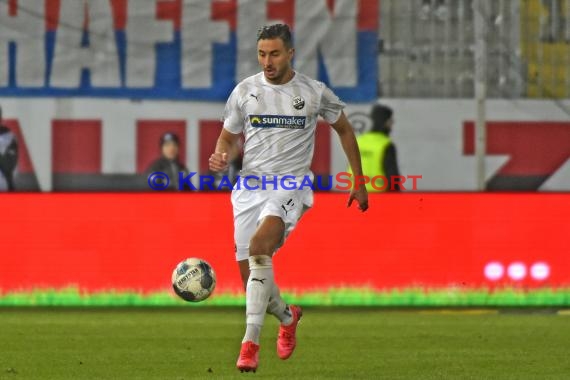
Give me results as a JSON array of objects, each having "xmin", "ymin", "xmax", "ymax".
[{"xmin": 171, "ymin": 258, "xmax": 216, "ymax": 302}]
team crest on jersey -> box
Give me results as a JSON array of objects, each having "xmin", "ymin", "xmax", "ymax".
[
  {"xmin": 249, "ymin": 115, "xmax": 306, "ymax": 129},
  {"xmin": 292, "ymin": 96, "xmax": 305, "ymax": 110}
]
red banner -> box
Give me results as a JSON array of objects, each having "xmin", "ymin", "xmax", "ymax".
[{"xmin": 1, "ymin": 193, "xmax": 569, "ymax": 293}]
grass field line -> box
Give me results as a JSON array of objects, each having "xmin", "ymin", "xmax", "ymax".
[{"xmin": 1, "ymin": 286, "xmax": 570, "ymax": 307}]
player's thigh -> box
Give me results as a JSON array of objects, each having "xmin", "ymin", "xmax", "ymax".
[
  {"xmin": 231, "ymin": 189, "xmax": 262, "ymax": 261},
  {"xmin": 283, "ymin": 202, "xmax": 312, "ymax": 241},
  {"xmin": 249, "ymin": 215, "xmax": 285, "ymax": 256},
  {"xmin": 259, "ymin": 188, "xmax": 313, "ymax": 246}
]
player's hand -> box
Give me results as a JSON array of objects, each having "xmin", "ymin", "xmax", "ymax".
[
  {"xmin": 209, "ymin": 152, "xmax": 229, "ymax": 172},
  {"xmin": 347, "ymin": 186, "xmax": 369, "ymax": 212}
]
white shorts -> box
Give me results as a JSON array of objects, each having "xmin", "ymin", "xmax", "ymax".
[{"xmin": 231, "ymin": 179, "xmax": 313, "ymax": 261}]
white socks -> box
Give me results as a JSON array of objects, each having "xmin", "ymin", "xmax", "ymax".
[
  {"xmin": 242, "ymin": 324, "xmax": 261, "ymax": 344},
  {"xmin": 242, "ymin": 255, "xmax": 293, "ymax": 344},
  {"xmin": 267, "ymin": 284, "xmax": 293, "ymax": 326},
  {"xmin": 243, "ymin": 255, "xmax": 274, "ymax": 344}
]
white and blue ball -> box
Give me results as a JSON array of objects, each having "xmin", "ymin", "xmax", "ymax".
[{"xmin": 172, "ymin": 258, "xmax": 216, "ymax": 302}]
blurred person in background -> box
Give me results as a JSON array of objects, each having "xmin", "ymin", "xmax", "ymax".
[
  {"xmin": 146, "ymin": 132, "xmax": 191, "ymax": 191},
  {"xmin": 0, "ymin": 106, "xmax": 18, "ymax": 192},
  {"xmin": 353, "ymin": 104, "xmax": 401, "ymax": 192}
]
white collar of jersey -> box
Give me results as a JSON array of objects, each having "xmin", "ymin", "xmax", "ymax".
[{"xmin": 261, "ymin": 70, "xmax": 297, "ymax": 86}]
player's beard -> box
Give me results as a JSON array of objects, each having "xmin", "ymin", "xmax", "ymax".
[{"xmin": 264, "ymin": 65, "xmax": 292, "ymax": 84}]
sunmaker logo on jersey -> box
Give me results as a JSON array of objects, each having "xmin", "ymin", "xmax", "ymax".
[{"xmin": 249, "ymin": 115, "xmax": 306, "ymax": 129}]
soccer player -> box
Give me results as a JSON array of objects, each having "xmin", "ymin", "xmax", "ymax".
[{"xmin": 209, "ymin": 24, "xmax": 368, "ymax": 372}]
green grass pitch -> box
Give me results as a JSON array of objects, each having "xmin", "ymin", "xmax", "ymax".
[{"xmin": 1, "ymin": 308, "xmax": 569, "ymax": 379}]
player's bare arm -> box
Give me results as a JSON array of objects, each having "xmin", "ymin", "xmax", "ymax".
[
  {"xmin": 331, "ymin": 112, "xmax": 369, "ymax": 212},
  {"xmin": 209, "ymin": 128, "xmax": 241, "ymax": 172}
]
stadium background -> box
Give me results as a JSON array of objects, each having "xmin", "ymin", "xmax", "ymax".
[{"xmin": 1, "ymin": 0, "xmax": 569, "ymax": 306}]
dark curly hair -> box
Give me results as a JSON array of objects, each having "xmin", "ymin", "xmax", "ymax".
[{"xmin": 257, "ymin": 24, "xmax": 293, "ymax": 49}]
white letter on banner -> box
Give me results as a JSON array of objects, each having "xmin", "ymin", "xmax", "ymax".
[
  {"xmin": 51, "ymin": 0, "xmax": 120, "ymax": 88},
  {"xmin": 237, "ymin": 0, "xmax": 285, "ymax": 81},
  {"xmin": 181, "ymin": 0, "xmax": 229, "ymax": 88},
  {"xmin": 126, "ymin": 0, "xmax": 173, "ymax": 87},
  {"xmin": 294, "ymin": 0, "xmax": 357, "ymax": 86},
  {"xmin": 0, "ymin": 0, "xmax": 45, "ymax": 87}
]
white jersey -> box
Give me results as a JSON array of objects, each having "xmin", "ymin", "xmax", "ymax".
[{"xmin": 222, "ymin": 71, "xmax": 345, "ymax": 178}]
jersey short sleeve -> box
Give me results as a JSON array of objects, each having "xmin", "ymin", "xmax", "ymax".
[
  {"xmin": 222, "ymin": 88, "xmax": 243, "ymax": 134},
  {"xmin": 318, "ymin": 85, "xmax": 346, "ymax": 124}
]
